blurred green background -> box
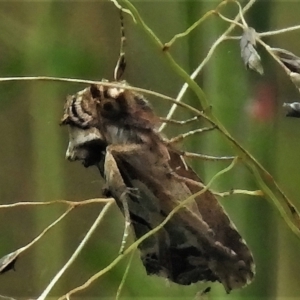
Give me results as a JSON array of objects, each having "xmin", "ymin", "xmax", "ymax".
[{"xmin": 0, "ymin": 0, "xmax": 300, "ymax": 299}]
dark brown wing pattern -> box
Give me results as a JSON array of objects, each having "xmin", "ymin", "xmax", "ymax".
[{"xmin": 61, "ymin": 82, "xmax": 255, "ymax": 292}]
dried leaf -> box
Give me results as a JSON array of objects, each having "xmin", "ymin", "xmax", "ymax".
[
  {"xmin": 0, "ymin": 251, "xmax": 19, "ymax": 274},
  {"xmin": 240, "ymin": 27, "xmax": 263, "ymax": 75},
  {"xmin": 271, "ymin": 47, "xmax": 300, "ymax": 73},
  {"xmin": 283, "ymin": 102, "xmax": 300, "ymax": 118}
]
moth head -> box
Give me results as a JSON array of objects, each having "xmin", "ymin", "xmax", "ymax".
[{"xmin": 61, "ymin": 88, "xmax": 106, "ymax": 167}]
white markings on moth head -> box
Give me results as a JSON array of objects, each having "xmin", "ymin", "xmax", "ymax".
[
  {"xmin": 107, "ymin": 87, "xmax": 125, "ymax": 99},
  {"xmin": 66, "ymin": 126, "xmax": 103, "ymax": 161}
]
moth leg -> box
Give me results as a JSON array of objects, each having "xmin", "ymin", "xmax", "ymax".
[
  {"xmin": 119, "ymin": 189, "xmax": 132, "ymax": 254},
  {"xmin": 104, "ymin": 150, "xmax": 131, "ymax": 254},
  {"xmin": 119, "ymin": 186, "xmax": 141, "ymax": 253},
  {"xmin": 104, "ymin": 145, "xmax": 143, "ymax": 254},
  {"xmin": 101, "ymin": 183, "xmax": 112, "ymax": 198}
]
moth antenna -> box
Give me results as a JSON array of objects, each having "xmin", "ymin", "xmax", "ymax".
[{"xmin": 114, "ymin": 8, "xmax": 126, "ymax": 81}]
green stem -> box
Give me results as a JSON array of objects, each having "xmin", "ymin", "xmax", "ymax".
[{"xmin": 121, "ymin": 0, "xmax": 300, "ymax": 239}]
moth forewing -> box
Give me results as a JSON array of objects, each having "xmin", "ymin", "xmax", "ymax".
[
  {"xmin": 104, "ymin": 135, "xmax": 252, "ymax": 290},
  {"xmin": 61, "ymin": 82, "xmax": 255, "ymax": 293},
  {"xmin": 113, "ymin": 144, "xmax": 254, "ymax": 291},
  {"xmin": 169, "ymin": 152, "xmax": 255, "ymax": 278}
]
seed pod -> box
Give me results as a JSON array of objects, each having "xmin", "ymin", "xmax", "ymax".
[{"xmin": 240, "ymin": 27, "xmax": 263, "ymax": 75}]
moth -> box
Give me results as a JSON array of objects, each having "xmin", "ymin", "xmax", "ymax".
[
  {"xmin": 60, "ymin": 82, "xmax": 255, "ymax": 293},
  {"xmin": 60, "ymin": 9, "xmax": 254, "ymax": 293}
]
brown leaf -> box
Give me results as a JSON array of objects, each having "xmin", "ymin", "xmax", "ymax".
[
  {"xmin": 240, "ymin": 27, "xmax": 263, "ymax": 75},
  {"xmin": 271, "ymin": 47, "xmax": 300, "ymax": 73}
]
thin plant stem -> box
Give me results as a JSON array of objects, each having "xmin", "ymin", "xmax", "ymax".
[
  {"xmin": 59, "ymin": 159, "xmax": 238, "ymax": 299},
  {"xmin": 213, "ymin": 189, "xmax": 264, "ymax": 197},
  {"xmin": 120, "ymin": 0, "xmax": 300, "ymax": 239},
  {"xmin": 259, "ymin": 24, "xmax": 300, "ymax": 37},
  {"xmin": 115, "ymin": 249, "xmax": 135, "ymax": 300},
  {"xmin": 0, "ymin": 198, "xmax": 112, "ymax": 209},
  {"xmin": 37, "ymin": 200, "xmax": 114, "ymax": 300},
  {"xmin": 0, "ymin": 207, "xmax": 73, "ymax": 274},
  {"xmin": 159, "ymin": 0, "xmax": 258, "ymax": 132}
]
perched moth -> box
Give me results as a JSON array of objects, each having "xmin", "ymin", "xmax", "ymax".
[
  {"xmin": 60, "ymin": 7, "xmax": 254, "ymax": 292},
  {"xmin": 60, "ymin": 81, "xmax": 255, "ymax": 293}
]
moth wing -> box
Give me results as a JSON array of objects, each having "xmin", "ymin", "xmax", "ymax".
[
  {"xmin": 102, "ymin": 149, "xmax": 173, "ymax": 278},
  {"xmin": 168, "ymin": 150, "xmax": 255, "ymax": 288},
  {"xmin": 103, "ymin": 146, "xmax": 254, "ymax": 292}
]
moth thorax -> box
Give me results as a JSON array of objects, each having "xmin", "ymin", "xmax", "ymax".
[
  {"xmin": 100, "ymin": 97, "xmax": 123, "ymax": 119},
  {"xmin": 105, "ymin": 125, "xmax": 143, "ymax": 145}
]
